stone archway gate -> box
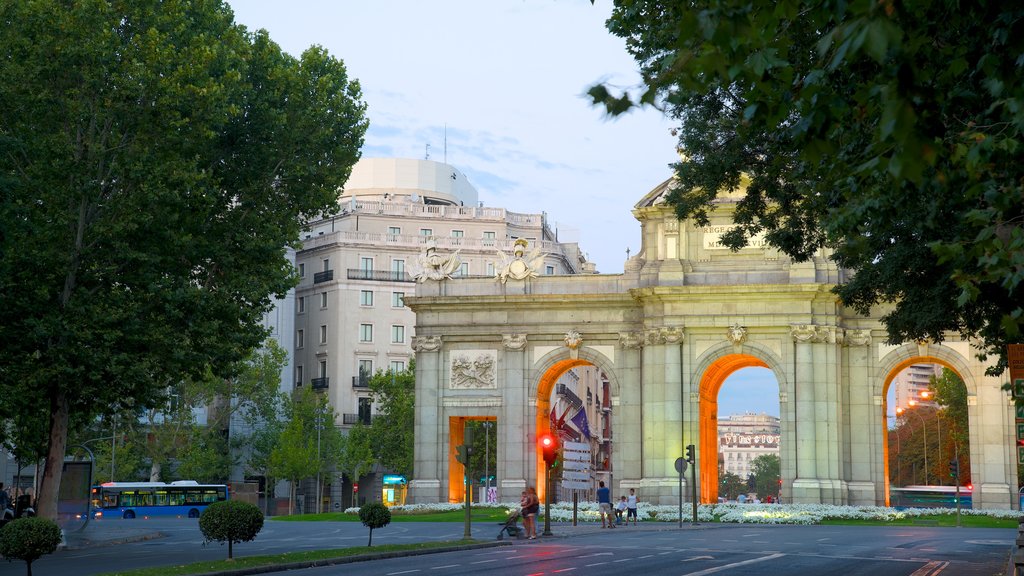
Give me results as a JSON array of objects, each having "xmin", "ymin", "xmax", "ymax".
[{"xmin": 404, "ymin": 183, "xmax": 1018, "ymax": 510}]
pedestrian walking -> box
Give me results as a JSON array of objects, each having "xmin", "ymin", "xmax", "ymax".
[
  {"xmin": 626, "ymin": 488, "xmax": 639, "ymax": 526},
  {"xmin": 597, "ymin": 481, "xmax": 614, "ymax": 528}
]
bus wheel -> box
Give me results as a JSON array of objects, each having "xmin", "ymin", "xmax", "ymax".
[
  {"xmin": 123, "ymin": 510, "xmax": 135, "ymax": 519},
  {"xmin": 188, "ymin": 509, "xmax": 200, "ymax": 518}
]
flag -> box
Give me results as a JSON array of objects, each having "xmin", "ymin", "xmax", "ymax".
[{"xmin": 570, "ymin": 408, "xmax": 591, "ymax": 439}]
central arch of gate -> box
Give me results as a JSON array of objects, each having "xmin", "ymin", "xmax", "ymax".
[{"xmin": 405, "ymin": 181, "xmax": 1018, "ymax": 510}]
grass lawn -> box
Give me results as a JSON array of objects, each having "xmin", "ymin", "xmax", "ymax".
[
  {"xmin": 820, "ymin": 514, "xmax": 1017, "ymax": 529},
  {"xmin": 95, "ymin": 540, "xmax": 481, "ymax": 576},
  {"xmin": 273, "ymin": 508, "xmax": 513, "ymax": 523}
]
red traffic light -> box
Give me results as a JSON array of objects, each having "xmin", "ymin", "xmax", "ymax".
[{"xmin": 539, "ymin": 433, "xmax": 559, "ymax": 467}]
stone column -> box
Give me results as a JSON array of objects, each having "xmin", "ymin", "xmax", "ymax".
[
  {"xmin": 843, "ymin": 329, "xmax": 877, "ymax": 505},
  {"xmin": 790, "ymin": 324, "xmax": 821, "ymax": 503},
  {"xmin": 637, "ymin": 327, "xmax": 685, "ymax": 504},
  {"xmin": 499, "ymin": 333, "xmax": 529, "ymax": 502},
  {"xmin": 815, "ymin": 326, "xmax": 845, "ymax": 504},
  {"xmin": 614, "ymin": 332, "xmax": 644, "ymax": 497},
  {"xmin": 409, "ymin": 335, "xmax": 443, "ymax": 504}
]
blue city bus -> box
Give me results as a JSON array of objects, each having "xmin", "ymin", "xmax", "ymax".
[
  {"xmin": 890, "ymin": 485, "xmax": 972, "ymax": 509},
  {"xmin": 91, "ymin": 481, "xmax": 229, "ymax": 519}
]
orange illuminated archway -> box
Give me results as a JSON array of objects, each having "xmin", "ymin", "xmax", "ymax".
[
  {"xmin": 447, "ymin": 416, "xmax": 497, "ymax": 503},
  {"xmin": 698, "ymin": 354, "xmax": 770, "ymax": 504},
  {"xmin": 534, "ymin": 358, "xmax": 592, "ymax": 502},
  {"xmin": 880, "ymin": 355, "xmax": 964, "ymax": 506}
]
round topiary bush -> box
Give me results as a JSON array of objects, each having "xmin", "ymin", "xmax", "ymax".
[
  {"xmin": 358, "ymin": 501, "xmax": 391, "ymax": 546},
  {"xmin": 0, "ymin": 516, "xmax": 63, "ymax": 576},
  {"xmin": 198, "ymin": 500, "xmax": 264, "ymax": 559}
]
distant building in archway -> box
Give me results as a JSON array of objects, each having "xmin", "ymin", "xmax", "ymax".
[{"xmin": 718, "ymin": 413, "xmax": 780, "ymax": 479}]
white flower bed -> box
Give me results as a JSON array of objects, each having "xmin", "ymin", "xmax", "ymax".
[{"xmin": 343, "ymin": 501, "xmax": 1022, "ymax": 525}]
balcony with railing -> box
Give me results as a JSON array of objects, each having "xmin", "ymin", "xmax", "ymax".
[
  {"xmin": 311, "ymin": 377, "xmax": 329, "ymax": 390},
  {"xmin": 352, "ymin": 375, "xmax": 370, "ymax": 388},
  {"xmin": 342, "ymin": 413, "xmax": 373, "ymax": 426},
  {"xmin": 347, "ymin": 268, "xmax": 414, "ymax": 282},
  {"xmin": 313, "ymin": 269, "xmax": 334, "ymax": 284}
]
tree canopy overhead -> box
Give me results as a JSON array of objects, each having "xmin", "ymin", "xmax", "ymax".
[
  {"xmin": 0, "ymin": 0, "xmax": 367, "ymax": 518},
  {"xmin": 593, "ymin": 1, "xmax": 1024, "ymax": 370}
]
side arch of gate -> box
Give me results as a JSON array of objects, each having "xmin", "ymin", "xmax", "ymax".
[
  {"xmin": 528, "ymin": 344, "xmax": 631, "ymax": 501},
  {"xmin": 689, "ymin": 340, "xmax": 789, "ymax": 504},
  {"xmin": 874, "ymin": 342, "xmax": 981, "ymax": 505}
]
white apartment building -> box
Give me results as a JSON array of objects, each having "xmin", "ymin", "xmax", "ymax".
[
  {"xmin": 892, "ymin": 363, "xmax": 943, "ymax": 412},
  {"xmin": 718, "ymin": 412, "xmax": 780, "ymax": 479},
  {"xmin": 293, "ymin": 157, "xmax": 593, "ymax": 430}
]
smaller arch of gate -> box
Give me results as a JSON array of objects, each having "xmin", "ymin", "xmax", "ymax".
[
  {"xmin": 690, "ymin": 340, "xmax": 788, "ymax": 503},
  {"xmin": 528, "ymin": 345, "xmax": 622, "ymax": 501}
]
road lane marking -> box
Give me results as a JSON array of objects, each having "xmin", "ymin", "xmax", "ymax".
[
  {"xmin": 554, "ymin": 569, "xmax": 577, "ymax": 573},
  {"xmin": 431, "ymin": 565, "xmax": 459, "ymax": 570},
  {"xmin": 909, "ymin": 561, "xmax": 949, "ymax": 576},
  {"xmin": 680, "ymin": 552, "xmax": 785, "ymax": 575},
  {"xmin": 613, "ymin": 558, "xmax": 629, "ymax": 563},
  {"xmin": 639, "ymin": 555, "xmax": 653, "ymax": 559},
  {"xmin": 472, "ymin": 559, "xmax": 498, "ymax": 564},
  {"xmin": 585, "ymin": 562, "xmax": 608, "ymax": 567},
  {"xmin": 386, "ymin": 571, "xmax": 420, "ymax": 575}
]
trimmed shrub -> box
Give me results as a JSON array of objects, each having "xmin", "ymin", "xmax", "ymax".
[
  {"xmin": 0, "ymin": 516, "xmax": 63, "ymax": 576},
  {"xmin": 358, "ymin": 501, "xmax": 391, "ymax": 546},
  {"xmin": 198, "ymin": 500, "xmax": 264, "ymax": 559}
]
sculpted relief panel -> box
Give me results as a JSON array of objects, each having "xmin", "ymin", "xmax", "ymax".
[{"xmin": 449, "ymin": 349, "xmax": 497, "ymax": 389}]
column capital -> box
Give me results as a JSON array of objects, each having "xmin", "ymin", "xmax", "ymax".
[
  {"xmin": 412, "ymin": 335, "xmax": 442, "ymax": 352},
  {"xmin": 502, "ymin": 333, "xmax": 528, "ymax": 350}
]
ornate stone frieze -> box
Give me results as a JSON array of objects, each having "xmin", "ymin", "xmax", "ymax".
[
  {"xmin": 664, "ymin": 219, "xmax": 679, "ymax": 233},
  {"xmin": 662, "ymin": 327, "xmax": 684, "ymax": 344},
  {"xmin": 645, "ymin": 329, "xmax": 666, "ymax": 346},
  {"xmin": 564, "ymin": 329, "xmax": 583, "ymax": 350},
  {"xmin": 449, "ymin": 350, "xmax": 497, "ymax": 389},
  {"xmin": 726, "ymin": 324, "xmax": 747, "ymax": 346},
  {"xmin": 845, "ymin": 329, "xmax": 872, "ymax": 347},
  {"xmin": 502, "ymin": 333, "xmax": 528, "ymax": 351},
  {"xmin": 790, "ymin": 324, "xmax": 827, "ymax": 343},
  {"xmin": 412, "ymin": 335, "xmax": 442, "ymax": 352},
  {"xmin": 619, "ymin": 332, "xmax": 643, "ymax": 349}
]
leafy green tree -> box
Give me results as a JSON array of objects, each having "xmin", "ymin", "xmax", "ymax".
[
  {"xmin": 358, "ymin": 502, "xmax": 391, "ymax": 547},
  {"xmin": 464, "ymin": 420, "xmax": 498, "ymax": 487},
  {"xmin": 268, "ymin": 416, "xmax": 316, "ymax": 516},
  {"xmin": 750, "ymin": 454, "xmax": 781, "ymax": 499},
  {"xmin": 930, "ymin": 368, "xmax": 971, "ymax": 485},
  {"xmin": 368, "ymin": 362, "xmax": 415, "ymax": 477},
  {"xmin": 198, "ymin": 500, "xmax": 264, "ymax": 560},
  {"xmin": 337, "ymin": 423, "xmax": 376, "ymax": 507},
  {"xmin": 0, "ymin": 0, "xmax": 367, "ymax": 519},
  {"xmin": 243, "ymin": 418, "xmax": 286, "ymax": 515},
  {"xmin": 593, "ymin": 1, "xmax": 1024, "ymax": 373},
  {"xmin": 718, "ymin": 470, "xmax": 746, "ymax": 501},
  {"xmin": 0, "ymin": 517, "xmax": 62, "ymax": 576}
]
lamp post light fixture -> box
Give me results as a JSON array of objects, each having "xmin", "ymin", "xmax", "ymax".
[
  {"xmin": 897, "ymin": 406, "xmax": 928, "ymax": 485},
  {"xmin": 482, "ymin": 421, "xmax": 494, "ymax": 500}
]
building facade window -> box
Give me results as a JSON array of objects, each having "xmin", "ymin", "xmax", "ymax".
[
  {"xmin": 360, "ymin": 290, "xmax": 373, "ymax": 306},
  {"xmin": 359, "ymin": 359, "xmax": 373, "ymax": 379},
  {"xmin": 296, "ymin": 329, "xmax": 304, "ymax": 349},
  {"xmin": 486, "ymin": 262, "xmax": 495, "ymax": 276},
  {"xmin": 451, "ymin": 230, "xmax": 464, "ymax": 238},
  {"xmin": 392, "ymin": 292, "xmax": 405, "ymax": 307},
  {"xmin": 359, "ymin": 324, "xmax": 373, "ymax": 342},
  {"xmin": 320, "ymin": 324, "xmax": 327, "ymax": 344},
  {"xmin": 388, "ymin": 226, "xmax": 401, "ymax": 236},
  {"xmin": 546, "ymin": 265, "xmax": 555, "ymax": 275},
  {"xmin": 360, "ymin": 257, "xmax": 373, "ymax": 272},
  {"xmin": 390, "ymin": 360, "xmax": 405, "ymax": 372},
  {"xmin": 298, "ymin": 262, "xmax": 305, "ymax": 277},
  {"xmin": 392, "ymin": 259, "xmax": 405, "ymax": 279},
  {"xmin": 358, "ymin": 397, "xmax": 372, "ymax": 425},
  {"xmin": 482, "ymin": 231, "xmax": 496, "ymax": 241},
  {"xmin": 457, "ymin": 262, "xmax": 469, "ymax": 277},
  {"xmin": 420, "ymin": 228, "xmax": 432, "ymax": 237},
  {"xmin": 297, "ymin": 296, "xmax": 305, "ymax": 313},
  {"xmin": 391, "ymin": 325, "xmax": 405, "ymax": 344},
  {"xmin": 320, "ymin": 292, "xmax": 328, "ymax": 308},
  {"xmin": 322, "ymin": 258, "xmax": 330, "ymax": 272},
  {"xmin": 319, "ymin": 360, "xmax": 327, "ymax": 378},
  {"xmin": 296, "ymin": 365, "xmax": 303, "ymax": 386}
]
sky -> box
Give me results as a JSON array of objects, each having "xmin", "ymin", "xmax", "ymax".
[
  {"xmin": 226, "ymin": 0, "xmax": 679, "ymax": 275},
  {"xmin": 226, "ymin": 1, "xmax": 780, "ymax": 417}
]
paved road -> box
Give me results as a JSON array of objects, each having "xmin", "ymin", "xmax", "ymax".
[{"xmin": 24, "ymin": 518, "xmax": 1015, "ymax": 576}]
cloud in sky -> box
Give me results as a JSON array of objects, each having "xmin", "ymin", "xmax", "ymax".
[{"xmin": 227, "ymin": 0, "xmax": 679, "ymax": 273}]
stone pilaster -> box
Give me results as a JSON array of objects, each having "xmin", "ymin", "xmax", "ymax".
[
  {"xmin": 409, "ymin": 335, "xmax": 443, "ymax": 504},
  {"xmin": 500, "ymin": 333, "xmax": 530, "ymax": 503}
]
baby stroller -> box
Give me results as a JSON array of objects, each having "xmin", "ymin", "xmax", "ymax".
[{"xmin": 497, "ymin": 508, "xmax": 523, "ymax": 540}]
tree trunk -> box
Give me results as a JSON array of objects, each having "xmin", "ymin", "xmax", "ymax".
[
  {"xmin": 150, "ymin": 460, "xmax": 162, "ymax": 482},
  {"xmin": 288, "ymin": 481, "xmax": 295, "ymax": 516},
  {"xmin": 368, "ymin": 527, "xmax": 373, "ymax": 547},
  {"xmin": 36, "ymin": 389, "xmax": 70, "ymax": 520},
  {"xmin": 228, "ymin": 539, "xmax": 233, "ymax": 559}
]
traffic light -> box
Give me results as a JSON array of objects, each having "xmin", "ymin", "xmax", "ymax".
[
  {"xmin": 949, "ymin": 459, "xmax": 960, "ymax": 479},
  {"xmin": 539, "ymin": 433, "xmax": 559, "ymax": 468},
  {"xmin": 685, "ymin": 444, "xmax": 695, "ymax": 463},
  {"xmin": 456, "ymin": 444, "xmax": 470, "ymax": 465}
]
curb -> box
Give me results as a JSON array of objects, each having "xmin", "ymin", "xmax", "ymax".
[{"xmin": 189, "ymin": 540, "xmax": 512, "ymax": 576}]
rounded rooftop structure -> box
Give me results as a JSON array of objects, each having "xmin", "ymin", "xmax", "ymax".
[{"xmin": 341, "ymin": 157, "xmax": 479, "ymax": 207}]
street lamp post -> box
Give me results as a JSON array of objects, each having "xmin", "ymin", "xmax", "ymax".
[
  {"xmin": 897, "ymin": 406, "xmax": 928, "ymax": 485},
  {"xmin": 483, "ymin": 421, "xmax": 494, "ymax": 501}
]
